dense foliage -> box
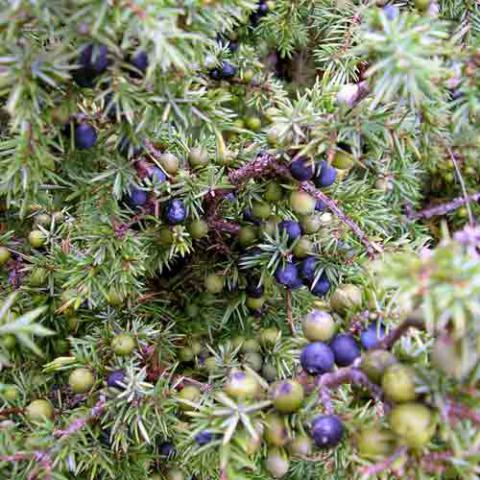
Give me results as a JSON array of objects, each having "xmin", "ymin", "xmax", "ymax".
[{"xmin": 0, "ymin": 0, "xmax": 480, "ymax": 479}]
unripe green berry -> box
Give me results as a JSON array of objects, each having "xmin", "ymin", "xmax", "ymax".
[
  {"xmin": 264, "ymin": 182, "xmax": 283, "ymax": 202},
  {"xmin": 2, "ymin": 334, "xmax": 17, "ymax": 350},
  {"xmin": 260, "ymin": 327, "xmax": 281, "ymax": 347},
  {"xmin": 178, "ymin": 346, "xmax": 194, "ymax": 362},
  {"xmin": 293, "ymin": 237, "xmax": 313, "ymax": 258},
  {"xmin": 188, "ymin": 219, "xmax": 209, "ymax": 239},
  {"xmin": 26, "ymin": 399, "xmax": 53, "ymax": 422},
  {"xmin": 3, "ymin": 385, "xmax": 19, "ymax": 402},
  {"xmin": 29, "ymin": 267, "xmax": 48, "ymax": 286},
  {"xmin": 299, "ymin": 214, "xmax": 322, "ymax": 234},
  {"xmin": 289, "ymin": 191, "xmax": 316, "ymax": 215},
  {"xmin": 241, "ymin": 339, "xmax": 261, "ymax": 353},
  {"xmin": 264, "ymin": 412, "xmax": 288, "ymax": 446},
  {"xmin": 68, "ymin": 367, "xmax": 95, "ymax": 394},
  {"xmin": 166, "ymin": 468, "xmax": 185, "ymax": 480},
  {"xmin": 302, "ymin": 310, "xmax": 336, "ymax": 342},
  {"xmin": 204, "ymin": 356, "xmax": 218, "ymax": 372},
  {"xmin": 245, "ymin": 116, "xmax": 262, "ymax": 132},
  {"xmin": 238, "ymin": 225, "xmax": 257, "ymax": 246},
  {"xmin": 159, "ymin": 152, "xmax": 180, "ymax": 174},
  {"xmin": 242, "ymin": 69, "xmax": 255, "ymax": 83},
  {"xmin": 251, "ymin": 201, "xmax": 271, "ymax": 220},
  {"xmin": 265, "ymin": 448, "xmax": 290, "ymax": 478},
  {"xmin": 224, "ymin": 370, "xmax": 260, "ymax": 400},
  {"xmin": 382, "ymin": 364, "xmax": 417, "ymax": 403},
  {"xmin": 158, "ymin": 227, "xmax": 174, "ymax": 245},
  {"xmin": 188, "ymin": 147, "xmax": 209, "ymax": 168},
  {"xmin": 389, "ymin": 402, "xmax": 436, "ymax": 449},
  {"xmin": 330, "ymin": 284, "xmax": 362, "ymax": 313},
  {"xmin": 270, "ymin": 380, "xmax": 304, "ymax": 413},
  {"xmin": 262, "ymin": 362, "xmax": 277, "ymax": 382},
  {"xmin": 34, "ymin": 213, "xmax": 51, "ymax": 226},
  {"xmin": 356, "ymin": 426, "xmax": 396, "ymax": 459},
  {"xmin": 332, "ymin": 149, "xmax": 354, "ymax": 170},
  {"xmin": 361, "ymin": 350, "xmax": 397, "ymax": 384},
  {"xmin": 111, "ymin": 333, "xmax": 136, "ymax": 356},
  {"xmin": 243, "ymin": 351, "xmax": 263, "ymax": 371},
  {"xmin": 288, "ymin": 435, "xmax": 312, "ymax": 457},
  {"xmin": 178, "ymin": 385, "xmax": 201, "ymax": 411},
  {"xmin": 0, "ymin": 246, "xmax": 11, "ymax": 266},
  {"xmin": 246, "ymin": 295, "xmax": 265, "ymax": 310},
  {"xmin": 28, "ymin": 230, "xmax": 46, "ymax": 248},
  {"xmin": 204, "ymin": 273, "xmax": 224, "ymax": 294}
]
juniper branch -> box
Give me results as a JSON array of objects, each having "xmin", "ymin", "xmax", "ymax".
[{"xmin": 406, "ymin": 192, "xmax": 480, "ymax": 220}]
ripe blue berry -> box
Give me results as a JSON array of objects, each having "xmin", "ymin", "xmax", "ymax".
[
  {"xmin": 79, "ymin": 44, "xmax": 109, "ymax": 73},
  {"xmin": 314, "ymin": 161, "xmax": 337, "ymax": 188},
  {"xmin": 278, "ymin": 220, "xmax": 302, "ymax": 241},
  {"xmin": 311, "ymin": 415, "xmax": 344, "ymax": 448},
  {"xmin": 289, "ymin": 156, "xmax": 315, "ymax": 181},
  {"xmin": 74, "ymin": 123, "xmax": 97, "ymax": 150},
  {"xmin": 158, "ymin": 441, "xmax": 176, "ymax": 458},
  {"xmin": 330, "ymin": 334, "xmax": 361, "ymax": 367},
  {"xmin": 246, "ymin": 281, "xmax": 264, "ymax": 298},
  {"xmin": 220, "ymin": 61, "xmax": 237, "ymax": 79},
  {"xmin": 130, "ymin": 51, "xmax": 149, "ymax": 76},
  {"xmin": 194, "ymin": 431, "xmax": 213, "ymax": 446},
  {"xmin": 149, "ymin": 166, "xmax": 167, "ymax": 184},
  {"xmin": 300, "ymin": 342, "xmax": 334, "ymax": 375},
  {"xmin": 107, "ymin": 370, "xmax": 126, "ymax": 389},
  {"xmin": 299, "ymin": 256, "xmax": 317, "ymax": 283},
  {"xmin": 165, "ymin": 199, "xmax": 187, "ymax": 225},
  {"xmin": 315, "ymin": 199, "xmax": 326, "ymax": 211},
  {"xmin": 310, "ymin": 274, "xmax": 331, "ymax": 297},
  {"xmin": 275, "ymin": 262, "xmax": 302, "ymax": 289},
  {"xmin": 383, "ymin": 5, "xmax": 399, "ymax": 20},
  {"xmin": 129, "ymin": 187, "xmax": 148, "ymax": 207},
  {"xmin": 360, "ymin": 322, "xmax": 386, "ymax": 350}
]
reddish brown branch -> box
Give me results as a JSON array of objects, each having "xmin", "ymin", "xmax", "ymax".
[
  {"xmin": 317, "ymin": 367, "xmax": 384, "ymax": 402},
  {"xmin": 285, "ymin": 289, "xmax": 295, "ymax": 335},
  {"xmin": 301, "ymin": 182, "xmax": 381, "ymax": 258},
  {"xmin": 407, "ymin": 191, "xmax": 480, "ymax": 220},
  {"xmin": 53, "ymin": 396, "xmax": 106, "ymax": 438},
  {"xmin": 376, "ymin": 317, "xmax": 424, "ymax": 350},
  {"xmin": 360, "ymin": 446, "xmax": 407, "ymax": 476},
  {"xmin": 227, "ymin": 153, "xmax": 380, "ymax": 257},
  {"xmin": 227, "ymin": 152, "xmax": 288, "ymax": 185}
]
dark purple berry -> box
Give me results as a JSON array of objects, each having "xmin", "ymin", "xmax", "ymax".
[
  {"xmin": 330, "ymin": 334, "xmax": 361, "ymax": 367},
  {"xmin": 246, "ymin": 282, "xmax": 264, "ymax": 298},
  {"xmin": 311, "ymin": 415, "xmax": 344, "ymax": 448},
  {"xmin": 315, "ymin": 199, "xmax": 326, "ymax": 212},
  {"xmin": 243, "ymin": 208, "xmax": 260, "ymax": 225},
  {"xmin": 383, "ymin": 5, "xmax": 399, "ymax": 20},
  {"xmin": 360, "ymin": 322, "xmax": 385, "ymax": 350},
  {"xmin": 279, "ymin": 220, "xmax": 302, "ymax": 241},
  {"xmin": 220, "ymin": 61, "xmax": 237, "ymax": 79},
  {"xmin": 300, "ymin": 342, "xmax": 334, "ymax": 375},
  {"xmin": 275, "ymin": 262, "xmax": 302, "ymax": 289},
  {"xmin": 158, "ymin": 441, "xmax": 176, "ymax": 458},
  {"xmin": 314, "ymin": 161, "xmax": 337, "ymax": 188},
  {"xmin": 130, "ymin": 51, "xmax": 149, "ymax": 76},
  {"xmin": 289, "ymin": 156, "xmax": 315, "ymax": 181},
  {"xmin": 107, "ymin": 370, "xmax": 126, "ymax": 389},
  {"xmin": 299, "ymin": 256, "xmax": 317, "ymax": 283},
  {"xmin": 310, "ymin": 274, "xmax": 331, "ymax": 297},
  {"xmin": 194, "ymin": 431, "xmax": 213, "ymax": 446},
  {"xmin": 149, "ymin": 166, "xmax": 167, "ymax": 184},
  {"xmin": 165, "ymin": 199, "xmax": 187, "ymax": 225},
  {"xmin": 129, "ymin": 187, "xmax": 148, "ymax": 207},
  {"xmin": 74, "ymin": 123, "xmax": 97, "ymax": 150},
  {"xmin": 79, "ymin": 44, "xmax": 109, "ymax": 73}
]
